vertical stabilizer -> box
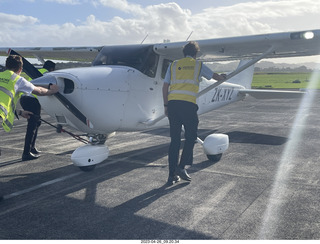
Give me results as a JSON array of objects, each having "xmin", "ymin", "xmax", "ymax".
[{"xmin": 228, "ymin": 59, "xmax": 255, "ymax": 89}]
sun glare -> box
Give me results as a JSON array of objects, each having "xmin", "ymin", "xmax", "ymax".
[{"xmin": 259, "ymin": 57, "xmax": 320, "ymax": 239}]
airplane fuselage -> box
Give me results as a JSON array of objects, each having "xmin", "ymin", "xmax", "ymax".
[{"xmin": 35, "ymin": 64, "xmax": 246, "ymax": 134}]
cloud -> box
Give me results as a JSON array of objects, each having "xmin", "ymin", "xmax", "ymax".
[
  {"xmin": 106, "ymin": 3, "xmax": 193, "ymax": 43},
  {"xmin": 0, "ymin": 13, "xmax": 39, "ymax": 44},
  {"xmin": 0, "ymin": 12, "xmax": 38, "ymax": 26},
  {"xmin": 98, "ymin": 0, "xmax": 142, "ymax": 14},
  {"xmin": 0, "ymin": 0, "xmax": 319, "ymax": 46},
  {"xmin": 189, "ymin": 0, "xmax": 320, "ymax": 39}
]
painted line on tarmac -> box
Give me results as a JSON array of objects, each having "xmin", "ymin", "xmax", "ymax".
[
  {"xmin": 3, "ymin": 172, "xmax": 82, "ymax": 201},
  {"xmin": 0, "ymin": 141, "xmax": 170, "ymax": 215}
]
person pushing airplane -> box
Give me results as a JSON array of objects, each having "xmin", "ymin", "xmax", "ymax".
[
  {"xmin": 162, "ymin": 41, "xmax": 226, "ymax": 185},
  {"xmin": 0, "ymin": 55, "xmax": 59, "ymax": 160},
  {"xmin": 20, "ymin": 60, "xmax": 56, "ymax": 161}
]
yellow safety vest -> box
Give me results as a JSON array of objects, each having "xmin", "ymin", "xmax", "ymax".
[
  {"xmin": 39, "ymin": 68, "xmax": 48, "ymax": 75},
  {"xmin": 0, "ymin": 70, "xmax": 21, "ymax": 132},
  {"xmin": 168, "ymin": 57, "xmax": 202, "ymax": 104}
]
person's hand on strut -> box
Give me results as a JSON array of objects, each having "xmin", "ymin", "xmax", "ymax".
[
  {"xmin": 220, "ymin": 73, "xmax": 227, "ymax": 81},
  {"xmin": 213, "ymin": 73, "xmax": 227, "ymax": 81}
]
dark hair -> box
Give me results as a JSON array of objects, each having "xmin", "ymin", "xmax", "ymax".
[
  {"xmin": 43, "ymin": 60, "xmax": 56, "ymax": 71},
  {"xmin": 5, "ymin": 55, "xmax": 23, "ymax": 73},
  {"xmin": 183, "ymin": 41, "xmax": 200, "ymax": 57}
]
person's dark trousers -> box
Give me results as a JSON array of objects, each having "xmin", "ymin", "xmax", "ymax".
[
  {"xmin": 20, "ymin": 96, "xmax": 41, "ymax": 155},
  {"xmin": 167, "ymin": 100, "xmax": 199, "ymax": 177}
]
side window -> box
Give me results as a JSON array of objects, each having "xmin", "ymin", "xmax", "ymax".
[
  {"xmin": 141, "ymin": 51, "xmax": 159, "ymax": 78},
  {"xmin": 161, "ymin": 59, "xmax": 172, "ymax": 79}
]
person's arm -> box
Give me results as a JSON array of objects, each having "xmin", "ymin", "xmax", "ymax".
[
  {"xmin": 162, "ymin": 83, "xmax": 169, "ymax": 117},
  {"xmin": 32, "ymin": 84, "xmax": 59, "ymax": 96},
  {"xmin": 201, "ymin": 63, "xmax": 227, "ymax": 81},
  {"xmin": 162, "ymin": 64, "xmax": 172, "ymax": 117}
]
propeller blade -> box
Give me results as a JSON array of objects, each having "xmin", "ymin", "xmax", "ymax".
[{"xmin": 9, "ymin": 49, "xmax": 43, "ymax": 79}]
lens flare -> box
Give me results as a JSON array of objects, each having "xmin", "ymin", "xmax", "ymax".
[{"xmin": 259, "ymin": 59, "xmax": 320, "ymax": 239}]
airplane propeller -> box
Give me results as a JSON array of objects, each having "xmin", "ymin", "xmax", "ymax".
[{"xmin": 9, "ymin": 49, "xmax": 43, "ymax": 79}]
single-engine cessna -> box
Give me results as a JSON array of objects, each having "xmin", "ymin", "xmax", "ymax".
[{"xmin": 1, "ymin": 29, "xmax": 319, "ymax": 171}]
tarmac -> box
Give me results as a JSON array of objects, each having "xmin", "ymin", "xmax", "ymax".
[{"xmin": 0, "ymin": 92, "xmax": 320, "ymax": 240}]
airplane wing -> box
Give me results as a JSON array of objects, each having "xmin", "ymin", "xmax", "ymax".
[
  {"xmin": 0, "ymin": 30, "xmax": 319, "ymax": 63},
  {"xmin": 154, "ymin": 30, "xmax": 320, "ymax": 62},
  {"xmin": 0, "ymin": 46, "xmax": 102, "ymax": 62}
]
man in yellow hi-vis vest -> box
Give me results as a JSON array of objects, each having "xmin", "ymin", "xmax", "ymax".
[
  {"xmin": 20, "ymin": 60, "xmax": 56, "ymax": 161},
  {"xmin": 0, "ymin": 55, "xmax": 59, "ymax": 160},
  {"xmin": 162, "ymin": 41, "xmax": 226, "ymax": 185}
]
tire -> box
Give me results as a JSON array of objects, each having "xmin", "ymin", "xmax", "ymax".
[
  {"xmin": 207, "ymin": 154, "xmax": 222, "ymax": 162},
  {"xmin": 79, "ymin": 165, "xmax": 96, "ymax": 172}
]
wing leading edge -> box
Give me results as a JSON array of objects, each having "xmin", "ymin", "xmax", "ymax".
[
  {"xmin": 0, "ymin": 46, "xmax": 102, "ymax": 62},
  {"xmin": 154, "ymin": 29, "xmax": 320, "ymax": 62}
]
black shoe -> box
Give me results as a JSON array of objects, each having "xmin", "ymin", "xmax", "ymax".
[
  {"xmin": 175, "ymin": 168, "xmax": 191, "ymax": 181},
  {"xmin": 30, "ymin": 148, "xmax": 41, "ymax": 154},
  {"xmin": 22, "ymin": 152, "xmax": 40, "ymax": 161},
  {"xmin": 167, "ymin": 175, "xmax": 181, "ymax": 186}
]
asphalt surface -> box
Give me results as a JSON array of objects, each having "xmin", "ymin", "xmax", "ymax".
[{"xmin": 1, "ymin": 92, "xmax": 320, "ymax": 240}]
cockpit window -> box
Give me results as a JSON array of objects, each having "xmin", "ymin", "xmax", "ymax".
[{"xmin": 92, "ymin": 45, "xmax": 159, "ymax": 78}]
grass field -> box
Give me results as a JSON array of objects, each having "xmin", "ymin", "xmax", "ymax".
[{"xmin": 252, "ymin": 72, "xmax": 320, "ymax": 89}]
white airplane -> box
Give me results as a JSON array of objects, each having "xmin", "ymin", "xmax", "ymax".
[{"xmin": 1, "ymin": 29, "xmax": 319, "ymax": 171}]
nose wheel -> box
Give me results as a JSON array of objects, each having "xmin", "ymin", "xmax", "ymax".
[{"xmin": 71, "ymin": 139, "xmax": 110, "ymax": 172}]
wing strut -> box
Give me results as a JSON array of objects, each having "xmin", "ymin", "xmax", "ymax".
[{"xmin": 196, "ymin": 46, "xmax": 276, "ymax": 98}]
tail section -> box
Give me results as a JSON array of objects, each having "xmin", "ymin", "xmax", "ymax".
[
  {"xmin": 228, "ymin": 59, "xmax": 255, "ymax": 89},
  {"xmin": 227, "ymin": 59, "xmax": 305, "ymax": 99}
]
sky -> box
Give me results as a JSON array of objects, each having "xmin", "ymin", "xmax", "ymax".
[{"xmin": 0, "ymin": 0, "xmax": 320, "ymax": 63}]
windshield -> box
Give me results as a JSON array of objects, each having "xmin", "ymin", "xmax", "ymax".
[{"xmin": 92, "ymin": 45, "xmax": 159, "ymax": 78}]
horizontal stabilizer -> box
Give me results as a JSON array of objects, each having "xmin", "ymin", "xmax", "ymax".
[{"xmin": 239, "ymin": 89, "xmax": 305, "ymax": 99}]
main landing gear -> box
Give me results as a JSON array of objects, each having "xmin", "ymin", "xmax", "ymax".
[
  {"xmin": 71, "ymin": 134, "xmax": 110, "ymax": 172},
  {"xmin": 197, "ymin": 133, "xmax": 229, "ymax": 162}
]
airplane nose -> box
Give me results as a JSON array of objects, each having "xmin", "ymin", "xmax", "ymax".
[{"xmin": 31, "ymin": 75, "xmax": 57, "ymax": 87}]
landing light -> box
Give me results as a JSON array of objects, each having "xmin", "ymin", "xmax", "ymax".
[
  {"xmin": 290, "ymin": 31, "xmax": 314, "ymax": 40},
  {"xmin": 303, "ymin": 31, "xmax": 314, "ymax": 39}
]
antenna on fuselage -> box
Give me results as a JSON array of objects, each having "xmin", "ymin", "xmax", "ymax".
[
  {"xmin": 186, "ymin": 31, "xmax": 193, "ymax": 41},
  {"xmin": 141, "ymin": 34, "xmax": 149, "ymax": 44}
]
